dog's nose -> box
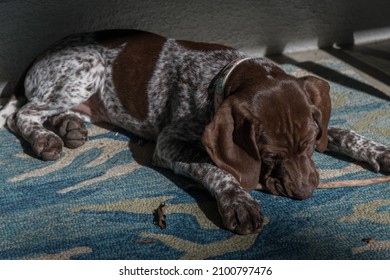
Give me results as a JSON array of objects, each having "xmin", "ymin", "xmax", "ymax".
[
  {"xmin": 290, "ymin": 172, "xmax": 319, "ymax": 200},
  {"xmin": 290, "ymin": 187, "xmax": 314, "ymax": 200}
]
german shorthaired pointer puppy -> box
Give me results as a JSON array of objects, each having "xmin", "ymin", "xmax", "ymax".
[{"xmin": 1, "ymin": 30, "xmax": 389, "ymax": 234}]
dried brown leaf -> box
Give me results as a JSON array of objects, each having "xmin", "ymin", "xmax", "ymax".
[
  {"xmin": 362, "ymin": 238, "xmax": 376, "ymax": 244},
  {"xmin": 153, "ymin": 203, "xmax": 167, "ymax": 229}
]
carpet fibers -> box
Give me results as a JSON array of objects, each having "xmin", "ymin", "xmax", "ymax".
[{"xmin": 1, "ymin": 58, "xmax": 389, "ymax": 259}]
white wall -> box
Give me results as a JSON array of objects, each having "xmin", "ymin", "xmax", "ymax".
[{"xmin": 1, "ymin": 0, "xmax": 390, "ymax": 96}]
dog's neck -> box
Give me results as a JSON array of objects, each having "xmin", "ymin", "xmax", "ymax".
[{"xmin": 209, "ymin": 57, "xmax": 253, "ymax": 112}]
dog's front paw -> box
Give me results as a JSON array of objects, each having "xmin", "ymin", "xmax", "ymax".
[
  {"xmin": 216, "ymin": 188, "xmax": 263, "ymax": 235},
  {"xmin": 372, "ymin": 146, "xmax": 390, "ymax": 173}
]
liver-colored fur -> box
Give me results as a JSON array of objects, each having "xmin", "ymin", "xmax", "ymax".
[{"xmin": 1, "ymin": 30, "xmax": 389, "ymax": 234}]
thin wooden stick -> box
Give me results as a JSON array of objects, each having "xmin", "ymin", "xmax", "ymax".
[
  {"xmin": 318, "ymin": 175, "xmax": 390, "ymax": 189},
  {"xmin": 255, "ymin": 175, "xmax": 390, "ymax": 190}
]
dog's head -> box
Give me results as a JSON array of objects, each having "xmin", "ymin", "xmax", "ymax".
[{"xmin": 202, "ymin": 61, "xmax": 331, "ymax": 199}]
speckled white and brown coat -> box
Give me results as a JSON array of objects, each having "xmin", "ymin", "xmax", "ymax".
[{"xmin": 1, "ymin": 30, "xmax": 389, "ymax": 234}]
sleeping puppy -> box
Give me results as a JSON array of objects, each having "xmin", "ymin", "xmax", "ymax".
[{"xmin": 1, "ymin": 30, "xmax": 389, "ymax": 234}]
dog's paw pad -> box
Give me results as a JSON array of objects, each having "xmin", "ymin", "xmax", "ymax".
[
  {"xmin": 58, "ymin": 117, "xmax": 88, "ymax": 149},
  {"xmin": 33, "ymin": 134, "xmax": 64, "ymax": 161},
  {"xmin": 217, "ymin": 190, "xmax": 263, "ymax": 235}
]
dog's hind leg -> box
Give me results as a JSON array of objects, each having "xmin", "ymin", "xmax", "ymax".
[
  {"xmin": 10, "ymin": 103, "xmax": 66, "ymax": 160},
  {"xmin": 9, "ymin": 43, "xmax": 106, "ymax": 160}
]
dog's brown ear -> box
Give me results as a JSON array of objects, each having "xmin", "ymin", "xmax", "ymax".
[
  {"xmin": 301, "ymin": 76, "xmax": 331, "ymax": 152},
  {"xmin": 201, "ymin": 103, "xmax": 261, "ymax": 190}
]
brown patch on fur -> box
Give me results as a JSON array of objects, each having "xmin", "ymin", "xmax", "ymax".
[
  {"xmin": 96, "ymin": 30, "xmax": 166, "ymax": 121},
  {"xmin": 177, "ymin": 39, "xmax": 234, "ymax": 52}
]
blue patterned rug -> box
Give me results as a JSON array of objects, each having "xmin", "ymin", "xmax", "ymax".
[{"xmin": 1, "ymin": 58, "xmax": 389, "ymax": 260}]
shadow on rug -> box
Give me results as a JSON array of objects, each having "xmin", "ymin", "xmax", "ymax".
[{"xmin": 0, "ymin": 58, "xmax": 389, "ymax": 260}]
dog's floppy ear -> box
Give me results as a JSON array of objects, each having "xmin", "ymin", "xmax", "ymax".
[
  {"xmin": 301, "ymin": 76, "xmax": 331, "ymax": 152},
  {"xmin": 201, "ymin": 103, "xmax": 261, "ymax": 190}
]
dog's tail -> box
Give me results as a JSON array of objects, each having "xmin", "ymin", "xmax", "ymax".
[{"xmin": 0, "ymin": 69, "xmax": 29, "ymax": 128}]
